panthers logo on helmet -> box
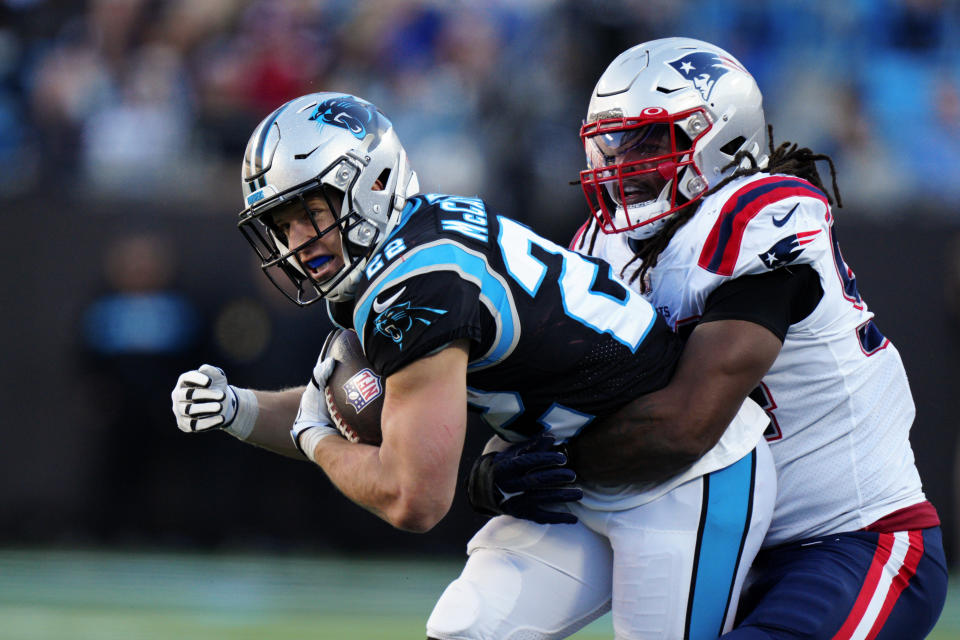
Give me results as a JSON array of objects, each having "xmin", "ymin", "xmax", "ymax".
[
  {"xmin": 374, "ymin": 301, "xmax": 448, "ymax": 350},
  {"xmin": 668, "ymin": 51, "xmax": 744, "ymax": 101},
  {"xmin": 309, "ymin": 97, "xmax": 378, "ymax": 140}
]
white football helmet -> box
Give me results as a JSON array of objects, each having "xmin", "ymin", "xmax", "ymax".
[
  {"xmin": 238, "ymin": 92, "xmax": 419, "ymax": 304},
  {"xmin": 580, "ymin": 37, "xmax": 768, "ymax": 239}
]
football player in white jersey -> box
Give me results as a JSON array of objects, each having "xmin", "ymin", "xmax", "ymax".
[
  {"xmin": 472, "ymin": 37, "xmax": 947, "ymax": 639},
  {"xmin": 171, "ymin": 92, "xmax": 776, "ymax": 639}
]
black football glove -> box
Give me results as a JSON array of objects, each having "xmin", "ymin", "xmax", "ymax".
[{"xmin": 467, "ymin": 434, "xmax": 583, "ymax": 525}]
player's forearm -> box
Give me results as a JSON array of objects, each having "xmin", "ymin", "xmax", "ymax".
[
  {"xmin": 245, "ymin": 387, "xmax": 306, "ymax": 458},
  {"xmin": 302, "ymin": 343, "xmax": 467, "ymax": 532},
  {"xmin": 568, "ymin": 319, "xmax": 779, "ymax": 484},
  {"xmin": 567, "ymin": 342, "xmax": 741, "ymax": 484},
  {"xmin": 311, "ymin": 436, "xmax": 453, "ymax": 532},
  {"xmin": 568, "ymin": 388, "xmax": 712, "ymax": 484}
]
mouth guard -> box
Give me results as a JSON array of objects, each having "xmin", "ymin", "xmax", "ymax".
[{"xmin": 306, "ymin": 255, "xmax": 333, "ymax": 269}]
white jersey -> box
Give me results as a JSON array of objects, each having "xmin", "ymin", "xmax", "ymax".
[{"xmin": 584, "ymin": 173, "xmax": 927, "ymax": 545}]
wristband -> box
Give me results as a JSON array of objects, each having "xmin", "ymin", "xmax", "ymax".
[
  {"xmin": 292, "ymin": 422, "xmax": 340, "ymax": 463},
  {"xmin": 223, "ymin": 386, "xmax": 258, "ymax": 440}
]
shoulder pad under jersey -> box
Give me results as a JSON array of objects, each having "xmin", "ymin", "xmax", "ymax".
[{"xmin": 694, "ymin": 174, "xmax": 833, "ymax": 279}]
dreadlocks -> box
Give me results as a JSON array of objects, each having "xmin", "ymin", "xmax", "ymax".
[{"xmin": 577, "ymin": 125, "xmax": 843, "ymax": 293}]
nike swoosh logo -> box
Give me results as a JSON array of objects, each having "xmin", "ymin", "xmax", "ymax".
[
  {"xmin": 372, "ymin": 286, "xmax": 406, "ymax": 314},
  {"xmin": 772, "ymin": 203, "xmax": 799, "ymax": 227}
]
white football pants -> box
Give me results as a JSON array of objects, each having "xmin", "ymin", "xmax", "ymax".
[{"xmin": 427, "ymin": 441, "xmax": 775, "ymax": 640}]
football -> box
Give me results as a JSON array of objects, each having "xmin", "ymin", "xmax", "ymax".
[{"xmin": 320, "ymin": 328, "xmax": 385, "ymax": 445}]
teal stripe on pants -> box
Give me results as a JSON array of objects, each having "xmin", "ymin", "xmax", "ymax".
[{"xmin": 686, "ymin": 450, "xmax": 756, "ymax": 639}]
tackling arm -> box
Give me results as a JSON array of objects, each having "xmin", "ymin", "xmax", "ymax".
[
  {"xmin": 308, "ymin": 340, "xmax": 470, "ymax": 532},
  {"xmin": 568, "ymin": 319, "xmax": 781, "ymax": 484}
]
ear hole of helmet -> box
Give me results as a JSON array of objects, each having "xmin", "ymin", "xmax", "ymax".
[
  {"xmin": 719, "ymin": 135, "xmax": 747, "ymax": 156},
  {"xmin": 374, "ymin": 167, "xmax": 391, "ymax": 190}
]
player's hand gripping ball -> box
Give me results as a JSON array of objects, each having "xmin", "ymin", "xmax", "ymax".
[{"xmin": 321, "ymin": 328, "xmax": 385, "ymax": 445}]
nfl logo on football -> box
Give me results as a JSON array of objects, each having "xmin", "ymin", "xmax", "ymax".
[{"xmin": 343, "ymin": 369, "xmax": 383, "ymax": 413}]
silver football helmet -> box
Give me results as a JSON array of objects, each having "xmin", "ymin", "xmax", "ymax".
[
  {"xmin": 238, "ymin": 92, "xmax": 419, "ymax": 304},
  {"xmin": 580, "ymin": 37, "xmax": 768, "ymax": 239}
]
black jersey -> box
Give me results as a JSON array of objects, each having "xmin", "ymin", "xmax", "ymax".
[{"xmin": 331, "ymin": 194, "xmax": 681, "ymax": 442}]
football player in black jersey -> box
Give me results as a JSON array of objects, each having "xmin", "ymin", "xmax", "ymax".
[{"xmin": 171, "ymin": 92, "xmax": 775, "ymax": 639}]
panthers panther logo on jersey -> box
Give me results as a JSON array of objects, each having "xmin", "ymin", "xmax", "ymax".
[{"xmin": 374, "ymin": 301, "xmax": 448, "ymax": 350}]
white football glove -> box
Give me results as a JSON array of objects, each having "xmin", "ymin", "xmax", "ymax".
[
  {"xmin": 291, "ymin": 355, "xmax": 341, "ymax": 462},
  {"xmin": 171, "ymin": 365, "xmax": 258, "ymax": 439}
]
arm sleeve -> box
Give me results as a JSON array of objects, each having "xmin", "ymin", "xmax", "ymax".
[{"xmin": 699, "ymin": 264, "xmax": 823, "ymax": 342}]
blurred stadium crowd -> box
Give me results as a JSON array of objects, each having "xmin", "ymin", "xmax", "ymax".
[
  {"xmin": 4, "ymin": 0, "xmax": 960, "ymax": 558},
  {"xmin": 6, "ymin": 0, "xmax": 960, "ymax": 217}
]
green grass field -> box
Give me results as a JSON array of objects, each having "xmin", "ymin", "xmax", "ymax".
[{"xmin": 0, "ymin": 549, "xmax": 956, "ymax": 639}]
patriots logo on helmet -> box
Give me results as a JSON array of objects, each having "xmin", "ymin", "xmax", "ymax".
[
  {"xmin": 342, "ymin": 368, "xmax": 383, "ymax": 413},
  {"xmin": 309, "ymin": 97, "xmax": 377, "ymax": 140},
  {"xmin": 758, "ymin": 230, "xmax": 821, "ymax": 269},
  {"xmin": 668, "ymin": 52, "xmax": 743, "ymax": 101},
  {"xmin": 374, "ymin": 302, "xmax": 448, "ymax": 350}
]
